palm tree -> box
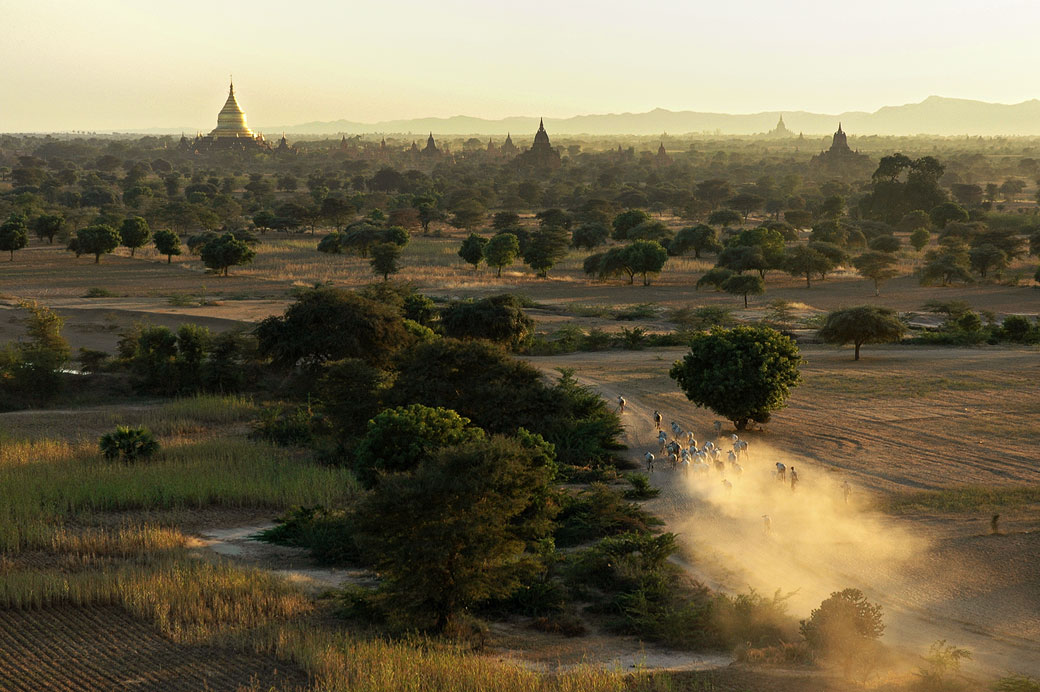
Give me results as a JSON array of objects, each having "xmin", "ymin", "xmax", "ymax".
[{"xmin": 99, "ymin": 426, "xmax": 160, "ymax": 463}]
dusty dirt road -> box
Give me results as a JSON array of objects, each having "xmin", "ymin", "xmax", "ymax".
[{"xmin": 529, "ymin": 346, "xmax": 1040, "ymax": 678}]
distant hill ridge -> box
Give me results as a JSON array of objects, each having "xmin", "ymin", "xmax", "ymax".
[
  {"xmin": 261, "ymin": 96, "xmax": 1040, "ymax": 137},
  {"xmin": 119, "ymin": 96, "xmax": 1040, "ymax": 137}
]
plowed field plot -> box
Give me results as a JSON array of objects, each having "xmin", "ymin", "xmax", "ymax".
[{"xmin": 0, "ymin": 606, "xmax": 308, "ymax": 692}]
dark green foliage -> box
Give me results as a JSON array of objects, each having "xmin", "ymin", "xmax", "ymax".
[
  {"xmin": 696, "ymin": 267, "xmax": 735, "ymax": 291},
  {"xmin": 0, "ymin": 301, "xmax": 70, "ymax": 402},
  {"xmin": 861, "ymin": 154, "xmax": 947, "ymax": 224},
  {"xmin": 0, "ymin": 214, "xmax": 29, "ymax": 260},
  {"xmin": 807, "ymin": 241, "xmax": 848, "ymax": 271},
  {"xmin": 457, "ymin": 232, "xmax": 488, "ymax": 268},
  {"xmin": 353, "ymin": 404, "xmax": 486, "ymax": 487},
  {"xmin": 440, "ymin": 294, "xmax": 533, "ymax": 347},
  {"xmin": 565, "ymin": 532, "xmax": 716, "ymax": 648},
  {"xmin": 670, "ymin": 326, "xmax": 801, "ymax": 430},
  {"xmin": 523, "ymin": 225, "xmax": 570, "ymax": 277},
  {"xmin": 587, "ymin": 241, "xmax": 668, "ymax": 285},
  {"xmin": 317, "ymin": 358, "xmax": 389, "ymax": 446},
  {"xmin": 818, "ymin": 306, "xmax": 906, "ymax": 360},
  {"xmin": 31, "ymin": 213, "xmax": 64, "ymax": 244},
  {"xmin": 707, "ymin": 209, "xmax": 742, "ymax": 227},
  {"xmin": 119, "ymin": 216, "xmax": 150, "ymax": 256},
  {"xmin": 717, "ymin": 245, "xmax": 770, "ymax": 278},
  {"xmin": 353, "ymin": 434, "xmax": 558, "ymax": 630},
  {"xmin": 200, "ymin": 232, "xmax": 256, "ymax": 276},
  {"xmin": 670, "ymin": 224, "xmax": 721, "ymax": 258},
  {"xmin": 810, "ymin": 219, "xmax": 850, "ymax": 247},
  {"xmin": 370, "ymin": 242, "xmax": 402, "ymax": 280},
  {"xmin": 186, "ymin": 231, "xmax": 219, "ymax": 255},
  {"xmin": 251, "ymin": 404, "xmax": 315, "ymax": 446},
  {"xmin": 969, "ymin": 244, "xmax": 1009, "ymax": 278},
  {"xmin": 921, "ymin": 242, "xmax": 973, "ymax": 286},
  {"xmin": 256, "ymin": 287, "xmax": 413, "ymax": 370},
  {"xmin": 570, "ymin": 222, "xmax": 609, "ymax": 250},
  {"xmin": 99, "ymin": 425, "xmax": 160, "ymax": 463},
  {"xmin": 611, "ymin": 209, "xmax": 652, "ymax": 240},
  {"xmin": 260, "ymin": 506, "xmax": 361, "ymax": 566},
  {"xmin": 667, "ymin": 306, "xmax": 733, "ymax": 330},
  {"xmin": 910, "ymin": 227, "xmax": 931, "ymax": 252},
  {"xmin": 623, "ymin": 473, "xmax": 660, "ymax": 500},
  {"xmin": 800, "ymin": 588, "xmax": 885, "ymax": 676},
  {"xmin": 853, "ymin": 251, "xmax": 899, "ymax": 296},
  {"xmin": 999, "ymin": 315, "xmax": 1036, "ymax": 343},
  {"xmin": 722, "ymin": 274, "xmax": 764, "ymax": 307},
  {"xmin": 626, "ymin": 220, "xmax": 672, "ymax": 244},
  {"xmin": 784, "ymin": 244, "xmax": 834, "ymax": 288},
  {"xmin": 555, "ymin": 483, "xmax": 662, "ymax": 546},
  {"xmin": 152, "ymin": 229, "xmax": 181, "ymax": 263},
  {"xmin": 485, "ymin": 232, "xmax": 520, "ymax": 276},
  {"xmin": 71, "ymin": 224, "xmax": 120, "ymax": 263},
  {"xmin": 389, "ymin": 341, "xmax": 623, "ymax": 468},
  {"xmin": 867, "ymin": 234, "xmax": 900, "ymax": 253},
  {"xmin": 930, "ymin": 202, "xmax": 970, "ymax": 229}
]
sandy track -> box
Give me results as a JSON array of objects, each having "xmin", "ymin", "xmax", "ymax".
[{"xmin": 528, "ymin": 347, "xmax": 1040, "ymax": 678}]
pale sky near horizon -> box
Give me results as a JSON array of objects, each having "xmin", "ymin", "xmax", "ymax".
[{"xmin": 3, "ymin": 0, "xmax": 1039, "ymax": 132}]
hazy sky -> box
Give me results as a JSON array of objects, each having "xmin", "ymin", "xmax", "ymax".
[{"xmin": 3, "ymin": 0, "xmax": 1040, "ymax": 132}]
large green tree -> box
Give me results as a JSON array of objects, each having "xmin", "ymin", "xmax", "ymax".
[
  {"xmin": 818, "ymin": 306, "xmax": 905, "ymax": 360},
  {"xmin": 784, "ymin": 245, "xmax": 834, "ymax": 288},
  {"xmin": 722, "ymin": 274, "xmax": 764, "ymax": 307},
  {"xmin": 370, "ymin": 242, "xmax": 402, "ymax": 281},
  {"xmin": 852, "ymin": 251, "xmax": 899, "ymax": 296},
  {"xmin": 523, "ymin": 226, "xmax": 570, "ymax": 278},
  {"xmin": 670, "ymin": 326, "xmax": 800, "ymax": 430},
  {"xmin": 457, "ymin": 232, "xmax": 488, "ymax": 269},
  {"xmin": 441, "ymin": 294, "xmax": 533, "ymax": 347},
  {"xmin": 31, "ymin": 213, "xmax": 64, "ymax": 244},
  {"xmin": 255, "ymin": 287, "xmax": 412, "ymax": 370},
  {"xmin": 485, "ymin": 233, "xmax": 520, "ymax": 277},
  {"xmin": 353, "ymin": 434, "xmax": 557, "ymax": 630},
  {"xmin": 200, "ymin": 232, "xmax": 256, "ymax": 276},
  {"xmin": 153, "ymin": 229, "xmax": 182, "ymax": 263},
  {"xmin": 71, "ymin": 224, "xmax": 121, "ymax": 263},
  {"xmin": 119, "ymin": 216, "xmax": 151, "ymax": 257},
  {"xmin": 0, "ymin": 214, "xmax": 29, "ymax": 261}
]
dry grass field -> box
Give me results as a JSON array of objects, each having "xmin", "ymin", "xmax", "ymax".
[{"xmin": 1, "ymin": 228, "xmax": 1038, "ymax": 690}]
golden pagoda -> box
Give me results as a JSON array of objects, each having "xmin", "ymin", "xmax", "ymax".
[
  {"xmin": 210, "ymin": 79, "xmax": 254, "ymax": 139},
  {"xmin": 180, "ymin": 78, "xmax": 269, "ymax": 153}
]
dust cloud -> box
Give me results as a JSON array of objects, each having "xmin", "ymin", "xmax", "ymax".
[{"xmin": 661, "ymin": 436, "xmax": 925, "ymax": 617}]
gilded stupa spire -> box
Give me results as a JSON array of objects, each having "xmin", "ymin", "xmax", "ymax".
[{"xmin": 210, "ymin": 77, "xmax": 254, "ymax": 139}]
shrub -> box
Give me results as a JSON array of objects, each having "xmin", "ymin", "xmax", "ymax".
[
  {"xmin": 713, "ymin": 588, "xmax": 797, "ymax": 649},
  {"xmin": 260, "ymin": 505, "xmax": 361, "ymax": 566},
  {"xmin": 99, "ymin": 426, "xmax": 160, "ymax": 463},
  {"xmin": 352, "ymin": 405, "xmax": 486, "ymax": 487},
  {"xmin": 256, "ymin": 286, "xmax": 414, "ymax": 370},
  {"xmin": 251, "ymin": 404, "xmax": 315, "ymax": 446},
  {"xmin": 800, "ymin": 588, "xmax": 885, "ymax": 678},
  {"xmin": 623, "ymin": 473, "xmax": 660, "ymax": 500},
  {"xmin": 389, "ymin": 341, "xmax": 623, "ymax": 468},
  {"xmin": 440, "ymin": 294, "xmax": 533, "ymax": 348},
  {"xmin": 555, "ymin": 483, "xmax": 662, "ymax": 547}
]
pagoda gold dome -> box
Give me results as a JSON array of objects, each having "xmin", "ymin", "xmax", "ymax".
[{"xmin": 209, "ymin": 80, "xmax": 255, "ymax": 139}]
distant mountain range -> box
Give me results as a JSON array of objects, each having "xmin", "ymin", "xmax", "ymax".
[
  {"xmin": 121, "ymin": 96, "xmax": 1040, "ymax": 138},
  {"xmin": 258, "ymin": 97, "xmax": 1040, "ymax": 137}
]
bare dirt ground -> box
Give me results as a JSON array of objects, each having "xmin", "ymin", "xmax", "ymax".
[
  {"xmin": 3, "ymin": 236, "xmax": 1039, "ymax": 684},
  {"xmin": 528, "ymin": 346, "xmax": 1040, "ymax": 679}
]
